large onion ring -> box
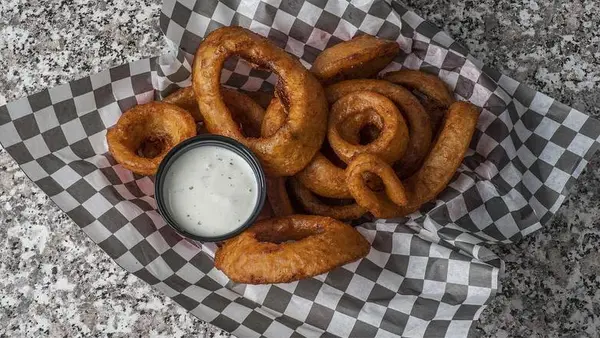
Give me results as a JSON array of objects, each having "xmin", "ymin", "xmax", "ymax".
[
  {"xmin": 193, "ymin": 26, "xmax": 328, "ymax": 176},
  {"xmin": 215, "ymin": 215, "xmax": 370, "ymax": 284},
  {"xmin": 311, "ymin": 35, "xmax": 399, "ymax": 84},
  {"xmin": 106, "ymin": 102, "xmax": 196, "ymax": 176}
]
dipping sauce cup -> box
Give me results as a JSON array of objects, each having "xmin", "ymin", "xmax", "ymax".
[{"xmin": 155, "ymin": 135, "xmax": 266, "ymax": 242}]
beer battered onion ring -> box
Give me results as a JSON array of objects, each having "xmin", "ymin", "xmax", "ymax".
[
  {"xmin": 347, "ymin": 101, "xmax": 480, "ymax": 218},
  {"xmin": 312, "ymin": 35, "xmax": 400, "ymax": 84},
  {"xmin": 214, "ymin": 215, "xmax": 370, "ymax": 284},
  {"xmin": 106, "ymin": 102, "xmax": 196, "ymax": 176},
  {"xmin": 193, "ymin": 26, "xmax": 328, "ymax": 176},
  {"xmin": 289, "ymin": 179, "xmax": 367, "ymax": 220}
]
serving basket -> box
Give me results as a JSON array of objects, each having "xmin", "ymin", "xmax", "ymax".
[{"xmin": 1, "ymin": 0, "xmax": 598, "ymax": 336}]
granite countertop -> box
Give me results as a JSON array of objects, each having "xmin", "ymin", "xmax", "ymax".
[{"xmin": 1, "ymin": 0, "xmax": 598, "ymax": 337}]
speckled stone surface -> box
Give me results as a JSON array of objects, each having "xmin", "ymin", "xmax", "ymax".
[{"xmin": 1, "ymin": 0, "xmax": 598, "ymax": 337}]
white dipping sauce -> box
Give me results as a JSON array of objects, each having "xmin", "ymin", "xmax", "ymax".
[{"xmin": 163, "ymin": 145, "xmax": 259, "ymax": 237}]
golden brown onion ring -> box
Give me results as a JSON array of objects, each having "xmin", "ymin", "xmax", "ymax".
[
  {"xmin": 326, "ymin": 79, "xmax": 432, "ymax": 178},
  {"xmin": 193, "ymin": 26, "xmax": 328, "ymax": 176},
  {"xmin": 106, "ymin": 102, "xmax": 196, "ymax": 176},
  {"xmin": 289, "ymin": 179, "xmax": 366, "ymax": 220},
  {"xmin": 328, "ymin": 91, "xmax": 409, "ymax": 164},
  {"xmin": 386, "ymin": 101, "xmax": 479, "ymax": 218},
  {"xmin": 346, "ymin": 153, "xmax": 408, "ymax": 218},
  {"xmin": 312, "ymin": 35, "xmax": 400, "ymax": 84},
  {"xmin": 215, "ymin": 215, "xmax": 370, "ymax": 284}
]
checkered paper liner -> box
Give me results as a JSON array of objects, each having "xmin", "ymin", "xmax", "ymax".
[{"xmin": 1, "ymin": 0, "xmax": 599, "ymax": 337}]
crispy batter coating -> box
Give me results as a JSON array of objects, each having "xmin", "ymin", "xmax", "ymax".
[{"xmin": 215, "ymin": 215, "xmax": 370, "ymax": 284}]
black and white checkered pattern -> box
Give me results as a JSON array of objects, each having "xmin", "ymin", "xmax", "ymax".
[{"xmin": 1, "ymin": 0, "xmax": 599, "ymax": 337}]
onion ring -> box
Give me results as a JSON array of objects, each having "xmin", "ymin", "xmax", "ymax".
[
  {"xmin": 382, "ymin": 69, "xmax": 455, "ymax": 134},
  {"xmin": 193, "ymin": 26, "xmax": 328, "ymax": 176},
  {"xmin": 163, "ymin": 86, "xmax": 201, "ymax": 122},
  {"xmin": 346, "ymin": 153, "xmax": 408, "ymax": 218},
  {"xmin": 266, "ymin": 177, "xmax": 294, "ymax": 217},
  {"xmin": 326, "ymin": 79, "xmax": 432, "ymax": 178},
  {"xmin": 215, "ymin": 215, "xmax": 370, "ymax": 284},
  {"xmin": 328, "ymin": 91, "xmax": 409, "ymax": 164},
  {"xmin": 289, "ymin": 179, "xmax": 367, "ymax": 220},
  {"xmin": 106, "ymin": 102, "xmax": 196, "ymax": 176},
  {"xmin": 311, "ymin": 35, "xmax": 400, "ymax": 84}
]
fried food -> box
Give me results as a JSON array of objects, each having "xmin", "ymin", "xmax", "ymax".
[
  {"xmin": 346, "ymin": 153, "xmax": 408, "ymax": 218},
  {"xmin": 311, "ymin": 35, "xmax": 400, "ymax": 84},
  {"xmin": 266, "ymin": 177, "xmax": 294, "ymax": 217},
  {"xmin": 326, "ymin": 79, "xmax": 433, "ymax": 178},
  {"xmin": 382, "ymin": 69, "xmax": 455, "ymax": 135},
  {"xmin": 165, "ymin": 86, "xmax": 265, "ymax": 137},
  {"xmin": 391, "ymin": 101, "xmax": 479, "ymax": 217},
  {"xmin": 106, "ymin": 102, "xmax": 196, "ymax": 176},
  {"xmin": 328, "ymin": 91, "xmax": 409, "ymax": 164},
  {"xmin": 214, "ymin": 215, "xmax": 370, "ymax": 284},
  {"xmin": 193, "ymin": 26, "xmax": 328, "ymax": 176},
  {"xmin": 163, "ymin": 86, "xmax": 201, "ymax": 122},
  {"xmin": 289, "ymin": 179, "xmax": 366, "ymax": 220}
]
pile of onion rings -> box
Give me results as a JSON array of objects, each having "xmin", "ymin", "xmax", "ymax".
[{"xmin": 106, "ymin": 26, "xmax": 480, "ymax": 284}]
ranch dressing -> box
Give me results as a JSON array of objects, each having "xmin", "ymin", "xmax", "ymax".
[{"xmin": 162, "ymin": 145, "xmax": 259, "ymax": 237}]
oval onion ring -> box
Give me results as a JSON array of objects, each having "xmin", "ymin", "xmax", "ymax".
[
  {"xmin": 193, "ymin": 26, "xmax": 328, "ymax": 176},
  {"xmin": 311, "ymin": 35, "xmax": 400, "ymax": 84},
  {"xmin": 215, "ymin": 215, "xmax": 370, "ymax": 284},
  {"xmin": 106, "ymin": 102, "xmax": 196, "ymax": 176}
]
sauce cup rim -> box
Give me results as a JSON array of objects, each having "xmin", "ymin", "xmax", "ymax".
[{"xmin": 154, "ymin": 134, "xmax": 266, "ymax": 242}]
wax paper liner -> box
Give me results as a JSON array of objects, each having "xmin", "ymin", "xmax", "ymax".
[{"xmin": 1, "ymin": 0, "xmax": 599, "ymax": 337}]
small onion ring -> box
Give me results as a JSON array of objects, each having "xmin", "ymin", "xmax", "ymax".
[
  {"xmin": 326, "ymin": 79, "xmax": 432, "ymax": 178},
  {"xmin": 346, "ymin": 153, "xmax": 408, "ymax": 218},
  {"xmin": 193, "ymin": 26, "xmax": 328, "ymax": 176},
  {"xmin": 328, "ymin": 91, "xmax": 409, "ymax": 164},
  {"xmin": 215, "ymin": 215, "xmax": 370, "ymax": 284},
  {"xmin": 106, "ymin": 102, "xmax": 196, "ymax": 176}
]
